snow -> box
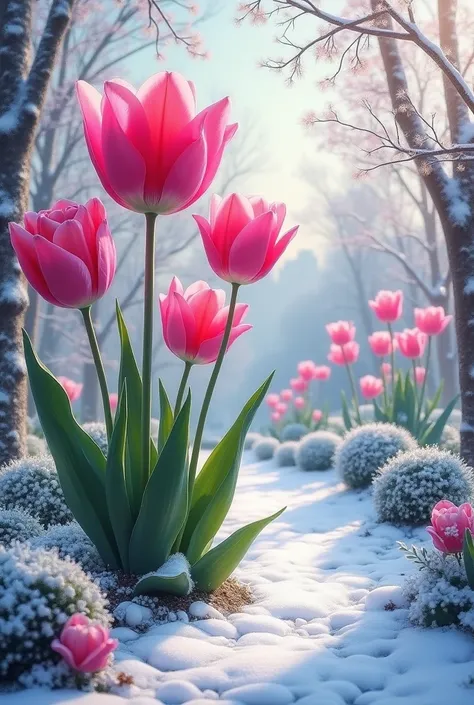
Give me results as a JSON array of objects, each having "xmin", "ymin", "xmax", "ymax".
[
  {"xmin": 444, "ymin": 177, "xmax": 471, "ymax": 226},
  {"xmin": 3, "ymin": 455, "xmax": 474, "ymax": 703}
]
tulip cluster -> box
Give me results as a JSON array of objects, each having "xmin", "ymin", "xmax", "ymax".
[
  {"xmin": 425, "ymin": 500, "xmax": 474, "ymax": 590},
  {"xmin": 266, "ymin": 360, "xmax": 330, "ymax": 434},
  {"xmin": 15, "ymin": 69, "xmax": 298, "ymax": 631}
]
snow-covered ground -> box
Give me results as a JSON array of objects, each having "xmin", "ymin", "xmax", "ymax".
[{"xmin": 5, "ymin": 451, "xmax": 474, "ymax": 705}]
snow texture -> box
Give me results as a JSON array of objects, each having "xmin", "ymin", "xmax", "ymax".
[{"xmin": 2, "ymin": 454, "xmax": 474, "ymax": 702}]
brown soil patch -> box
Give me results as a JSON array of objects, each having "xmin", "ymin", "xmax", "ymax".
[{"xmin": 106, "ymin": 573, "xmax": 252, "ymax": 618}]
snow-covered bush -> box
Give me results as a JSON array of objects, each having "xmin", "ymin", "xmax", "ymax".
[
  {"xmin": 0, "ymin": 543, "xmax": 110, "ymax": 680},
  {"xmin": 254, "ymin": 437, "xmax": 280, "ymax": 460},
  {"xmin": 403, "ymin": 549, "xmax": 474, "ymax": 631},
  {"xmin": 244, "ymin": 431, "xmax": 262, "ymax": 450},
  {"xmin": 31, "ymin": 522, "xmax": 104, "ymax": 574},
  {"xmin": 281, "ymin": 423, "xmax": 308, "ymax": 442},
  {"xmin": 296, "ymin": 431, "xmax": 341, "ymax": 472},
  {"xmin": 0, "ymin": 456, "xmax": 73, "ymax": 528},
  {"xmin": 26, "ymin": 434, "xmax": 47, "ymax": 456},
  {"xmin": 439, "ymin": 424, "xmax": 461, "ymax": 455},
  {"xmin": 336, "ymin": 423, "xmax": 417, "ymax": 489},
  {"xmin": 358, "ymin": 404, "xmax": 375, "ymax": 422},
  {"xmin": 275, "ymin": 441, "xmax": 297, "ymax": 467},
  {"xmin": 327, "ymin": 416, "xmax": 346, "ymax": 436},
  {"xmin": 82, "ymin": 422, "xmax": 108, "ymax": 455},
  {"xmin": 373, "ymin": 448, "xmax": 474, "ymax": 525},
  {"xmin": 0, "ymin": 509, "xmax": 43, "ymax": 546}
]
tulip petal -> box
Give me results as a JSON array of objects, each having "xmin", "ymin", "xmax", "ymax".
[
  {"xmin": 249, "ymin": 196, "xmax": 270, "ymax": 217},
  {"xmin": 186, "ymin": 288, "xmax": 221, "ymax": 340},
  {"xmin": 23, "ymin": 211, "xmax": 39, "ymax": 233},
  {"xmin": 213, "ymin": 193, "xmax": 254, "ymax": 252},
  {"xmin": 257, "ymin": 225, "xmax": 299, "ymax": 280},
  {"xmin": 34, "ymin": 236, "xmax": 93, "ymax": 308},
  {"xmin": 51, "ymin": 641, "xmax": 78, "ymax": 669},
  {"xmin": 196, "ymin": 324, "xmax": 252, "ymax": 364},
  {"xmin": 102, "ymin": 95, "xmax": 147, "ymax": 210},
  {"xmin": 53, "ymin": 219, "xmax": 95, "ymax": 277},
  {"xmin": 184, "ymin": 280, "xmax": 210, "ymax": 298},
  {"xmin": 104, "ymin": 80, "xmax": 151, "ymax": 158},
  {"xmin": 207, "ymin": 302, "xmax": 248, "ymax": 337},
  {"xmin": 37, "ymin": 215, "xmax": 62, "ymax": 241},
  {"xmin": 426, "ymin": 526, "xmax": 449, "ymax": 553},
  {"xmin": 210, "ymin": 194, "xmax": 223, "ymax": 228},
  {"xmin": 76, "ymin": 81, "xmax": 129, "ymax": 209},
  {"xmin": 193, "ymin": 214, "xmax": 225, "ymax": 278},
  {"xmin": 85, "ymin": 198, "xmax": 107, "ymax": 232},
  {"xmin": 185, "ymin": 122, "xmax": 238, "ymax": 208},
  {"xmin": 228, "ymin": 211, "xmax": 276, "ymax": 283},
  {"xmin": 158, "ymin": 132, "xmax": 207, "ymax": 214},
  {"xmin": 79, "ymin": 639, "xmax": 118, "ymax": 672},
  {"xmin": 96, "ymin": 221, "xmax": 116, "ymax": 296},
  {"xmin": 165, "ymin": 293, "xmax": 195, "ymax": 359},
  {"xmin": 9, "ymin": 224, "xmax": 56, "ymax": 304}
]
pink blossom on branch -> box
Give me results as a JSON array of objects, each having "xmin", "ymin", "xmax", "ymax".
[
  {"xmin": 414, "ymin": 306, "xmax": 453, "ymax": 336},
  {"xmin": 51, "ymin": 614, "xmax": 118, "ymax": 673},
  {"xmin": 369, "ymin": 290, "xmax": 403, "ymax": 323},
  {"xmin": 427, "ymin": 500, "xmax": 474, "ymax": 554},
  {"xmin": 359, "ymin": 375, "xmax": 384, "ymax": 400},
  {"xmin": 326, "ymin": 320, "xmax": 356, "ymax": 346},
  {"xmin": 57, "ymin": 377, "xmax": 83, "ymax": 403},
  {"xmin": 328, "ymin": 341, "xmax": 360, "ymax": 366},
  {"xmin": 396, "ymin": 328, "xmax": 427, "ymax": 359}
]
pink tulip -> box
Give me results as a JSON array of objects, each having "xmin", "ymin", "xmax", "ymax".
[
  {"xmin": 396, "ymin": 328, "xmax": 427, "ymax": 359},
  {"xmin": 51, "ymin": 614, "xmax": 118, "ymax": 673},
  {"xmin": 266, "ymin": 393, "xmax": 280, "ymax": 408},
  {"xmin": 313, "ymin": 365, "xmax": 331, "ymax": 381},
  {"xmin": 294, "ymin": 396, "xmax": 305, "ymax": 410},
  {"xmin": 369, "ymin": 290, "xmax": 403, "ymax": 323},
  {"xmin": 414, "ymin": 306, "xmax": 453, "ymax": 336},
  {"xmin": 368, "ymin": 331, "xmax": 396, "ymax": 357},
  {"xmin": 328, "ymin": 341, "xmax": 360, "ymax": 366},
  {"xmin": 193, "ymin": 193, "xmax": 299, "ymax": 284},
  {"xmin": 326, "ymin": 321, "xmax": 355, "ymax": 346},
  {"xmin": 77, "ymin": 72, "xmax": 236, "ymax": 214},
  {"xmin": 290, "ymin": 377, "xmax": 308, "ymax": 393},
  {"xmin": 276, "ymin": 402, "xmax": 288, "ymax": 414},
  {"xmin": 109, "ymin": 393, "xmax": 118, "ymax": 412},
  {"xmin": 271, "ymin": 412, "xmax": 281, "ymax": 423},
  {"xmin": 58, "ymin": 377, "xmax": 83, "ymax": 403},
  {"xmin": 381, "ymin": 362, "xmax": 392, "ymax": 380},
  {"xmin": 312, "ymin": 409, "xmax": 323, "ymax": 423},
  {"xmin": 426, "ymin": 500, "xmax": 474, "ymax": 554},
  {"xmin": 297, "ymin": 360, "xmax": 316, "ymax": 381},
  {"xmin": 9, "ymin": 198, "xmax": 116, "ymax": 309},
  {"xmin": 159, "ymin": 277, "xmax": 251, "ymax": 364},
  {"xmin": 414, "ymin": 366, "xmax": 426, "ymax": 385},
  {"xmin": 280, "ymin": 389, "xmax": 293, "ymax": 401},
  {"xmin": 359, "ymin": 375, "xmax": 384, "ymax": 400}
]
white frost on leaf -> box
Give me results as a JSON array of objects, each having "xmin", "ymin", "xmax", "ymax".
[{"xmin": 152, "ymin": 553, "xmax": 192, "ymax": 579}]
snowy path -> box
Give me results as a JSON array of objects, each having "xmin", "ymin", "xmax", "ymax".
[{"xmin": 6, "ymin": 453, "xmax": 474, "ymax": 704}]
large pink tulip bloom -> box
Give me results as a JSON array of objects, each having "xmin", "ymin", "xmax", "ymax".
[
  {"xmin": 396, "ymin": 328, "xmax": 427, "ymax": 359},
  {"xmin": 193, "ymin": 193, "xmax": 298, "ymax": 284},
  {"xmin": 76, "ymin": 72, "xmax": 237, "ymax": 214},
  {"xmin": 51, "ymin": 614, "xmax": 118, "ymax": 673},
  {"xmin": 326, "ymin": 321, "xmax": 355, "ymax": 346},
  {"xmin": 414, "ymin": 306, "xmax": 453, "ymax": 336},
  {"xmin": 368, "ymin": 331, "xmax": 396, "ymax": 357},
  {"xmin": 159, "ymin": 277, "xmax": 251, "ymax": 364},
  {"xmin": 328, "ymin": 342, "xmax": 360, "ymax": 366},
  {"xmin": 427, "ymin": 500, "xmax": 474, "ymax": 554},
  {"xmin": 369, "ymin": 290, "xmax": 403, "ymax": 323},
  {"xmin": 9, "ymin": 199, "xmax": 116, "ymax": 309},
  {"xmin": 359, "ymin": 375, "xmax": 384, "ymax": 400}
]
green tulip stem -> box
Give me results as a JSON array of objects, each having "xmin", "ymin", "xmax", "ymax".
[
  {"xmin": 342, "ymin": 346, "xmax": 362, "ymax": 425},
  {"xmin": 382, "ymin": 357, "xmax": 389, "ymax": 413},
  {"xmin": 415, "ymin": 336, "xmax": 431, "ymax": 432},
  {"xmin": 188, "ymin": 282, "xmax": 240, "ymax": 495},
  {"xmin": 80, "ymin": 306, "xmax": 113, "ymax": 441},
  {"xmin": 387, "ymin": 322, "xmax": 396, "ymax": 419},
  {"xmin": 175, "ymin": 362, "xmax": 192, "ymax": 416},
  {"xmin": 141, "ymin": 212, "xmax": 157, "ymax": 478}
]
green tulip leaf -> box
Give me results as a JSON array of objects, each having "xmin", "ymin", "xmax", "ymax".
[
  {"xmin": 463, "ymin": 530, "xmax": 474, "ymax": 590},
  {"xmin": 158, "ymin": 379, "xmax": 174, "ymax": 454},
  {"xmin": 340, "ymin": 392, "xmax": 353, "ymax": 431},
  {"xmin": 420, "ymin": 396, "xmax": 459, "ymax": 446}
]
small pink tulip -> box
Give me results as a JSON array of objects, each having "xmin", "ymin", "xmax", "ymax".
[
  {"xmin": 414, "ymin": 367, "xmax": 426, "ymax": 385},
  {"xmin": 414, "ymin": 306, "xmax": 453, "ymax": 336},
  {"xmin": 313, "ymin": 365, "xmax": 331, "ymax": 381},
  {"xmin": 159, "ymin": 277, "xmax": 251, "ymax": 364},
  {"xmin": 381, "ymin": 362, "xmax": 392, "ymax": 380},
  {"xmin": 77, "ymin": 73, "xmax": 237, "ymax": 214},
  {"xmin": 276, "ymin": 402, "xmax": 288, "ymax": 415},
  {"xmin": 294, "ymin": 396, "xmax": 305, "ymax": 410},
  {"xmin": 396, "ymin": 328, "xmax": 427, "ymax": 359},
  {"xmin": 426, "ymin": 500, "xmax": 474, "ymax": 554},
  {"xmin": 360, "ymin": 375, "xmax": 384, "ymax": 400},
  {"xmin": 9, "ymin": 198, "xmax": 116, "ymax": 309},
  {"xmin": 297, "ymin": 360, "xmax": 316, "ymax": 381},
  {"xmin": 51, "ymin": 614, "xmax": 118, "ymax": 673},
  {"xmin": 326, "ymin": 321, "xmax": 355, "ymax": 346},
  {"xmin": 290, "ymin": 377, "xmax": 308, "ymax": 393},
  {"xmin": 312, "ymin": 409, "xmax": 323, "ymax": 423},
  {"xmin": 280, "ymin": 389, "xmax": 293, "ymax": 401},
  {"xmin": 266, "ymin": 393, "xmax": 280, "ymax": 408},
  {"xmin": 369, "ymin": 290, "xmax": 403, "ymax": 323},
  {"xmin": 109, "ymin": 393, "xmax": 118, "ymax": 412},
  {"xmin": 58, "ymin": 377, "xmax": 83, "ymax": 403},
  {"xmin": 193, "ymin": 193, "xmax": 298, "ymax": 284},
  {"xmin": 368, "ymin": 331, "xmax": 396, "ymax": 357},
  {"xmin": 328, "ymin": 341, "xmax": 360, "ymax": 366},
  {"xmin": 271, "ymin": 411, "xmax": 281, "ymax": 423}
]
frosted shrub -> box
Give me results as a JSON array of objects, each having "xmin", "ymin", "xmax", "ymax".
[
  {"xmin": 275, "ymin": 441, "xmax": 297, "ymax": 467},
  {"xmin": 0, "ymin": 456, "xmax": 73, "ymax": 528},
  {"xmin": 336, "ymin": 423, "xmax": 417, "ymax": 489},
  {"xmin": 327, "ymin": 416, "xmax": 346, "ymax": 437},
  {"xmin": 254, "ymin": 437, "xmax": 280, "ymax": 460},
  {"xmin": 440, "ymin": 424, "xmax": 461, "ymax": 455},
  {"xmin": 82, "ymin": 422, "xmax": 108, "ymax": 455},
  {"xmin": 281, "ymin": 422, "xmax": 308, "ymax": 442},
  {"xmin": 403, "ymin": 550, "xmax": 474, "ymax": 631},
  {"xmin": 244, "ymin": 431, "xmax": 262, "ymax": 450},
  {"xmin": 0, "ymin": 543, "xmax": 110, "ymax": 680},
  {"xmin": 31, "ymin": 522, "xmax": 104, "ymax": 574},
  {"xmin": 26, "ymin": 434, "xmax": 47, "ymax": 456},
  {"xmin": 0, "ymin": 509, "xmax": 43, "ymax": 546},
  {"xmin": 296, "ymin": 431, "xmax": 341, "ymax": 472},
  {"xmin": 373, "ymin": 448, "xmax": 473, "ymax": 525}
]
